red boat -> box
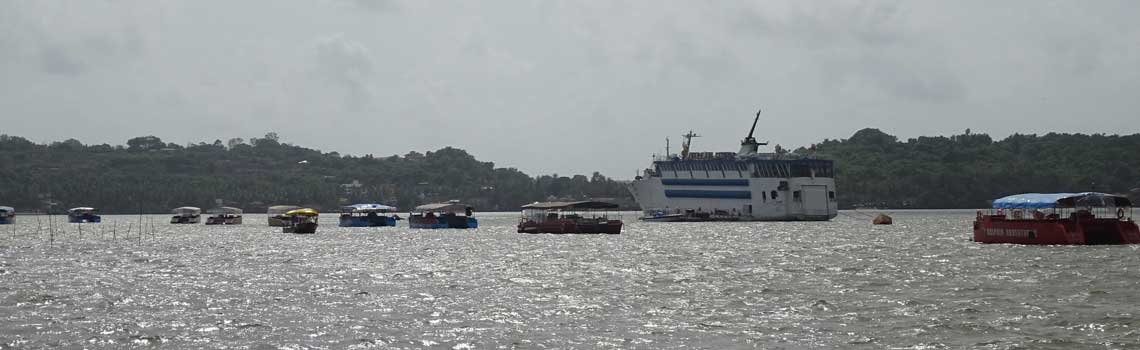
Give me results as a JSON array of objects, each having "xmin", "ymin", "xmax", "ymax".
[
  {"xmin": 973, "ymin": 192, "xmax": 1138, "ymax": 245},
  {"xmin": 517, "ymin": 201, "xmax": 623, "ymax": 234}
]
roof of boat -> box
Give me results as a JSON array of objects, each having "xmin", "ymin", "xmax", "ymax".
[
  {"xmin": 0, "ymin": 206, "xmax": 13, "ymax": 212},
  {"xmin": 68, "ymin": 207, "xmax": 97, "ymax": 212},
  {"xmin": 521, "ymin": 201, "xmax": 619, "ymax": 210},
  {"xmin": 208, "ymin": 207, "xmax": 243, "ymax": 214},
  {"xmin": 992, "ymin": 192, "xmax": 1133, "ymax": 209},
  {"xmin": 285, "ymin": 208, "xmax": 319, "ymax": 216},
  {"xmin": 267, "ymin": 205, "xmax": 301, "ymax": 213},
  {"xmin": 414, "ymin": 202, "xmax": 471, "ymax": 212},
  {"xmin": 343, "ymin": 203, "xmax": 398, "ymax": 212},
  {"xmin": 172, "ymin": 206, "xmax": 202, "ymax": 213}
]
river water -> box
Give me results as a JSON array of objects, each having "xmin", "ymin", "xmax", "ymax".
[{"xmin": 2, "ymin": 210, "xmax": 1139, "ymax": 349}]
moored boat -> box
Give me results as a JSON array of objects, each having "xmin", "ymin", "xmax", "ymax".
[
  {"xmin": 282, "ymin": 208, "xmax": 319, "ymax": 234},
  {"xmin": 0, "ymin": 206, "xmax": 13, "ymax": 225},
  {"xmin": 170, "ymin": 206, "xmax": 202, "ymax": 224},
  {"xmin": 67, "ymin": 207, "xmax": 101, "ymax": 223},
  {"xmin": 267, "ymin": 205, "xmax": 301, "ymax": 226},
  {"xmin": 339, "ymin": 204, "xmax": 399, "ymax": 227},
  {"xmin": 409, "ymin": 201, "xmax": 477, "ymax": 229},
  {"xmin": 973, "ymin": 192, "xmax": 1138, "ymax": 245},
  {"xmin": 517, "ymin": 201, "xmax": 623, "ymax": 234},
  {"xmin": 206, "ymin": 207, "xmax": 243, "ymax": 225}
]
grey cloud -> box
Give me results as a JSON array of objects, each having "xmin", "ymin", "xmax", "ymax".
[
  {"xmin": 311, "ymin": 34, "xmax": 376, "ymax": 110},
  {"xmin": 39, "ymin": 45, "xmax": 85, "ymax": 75}
]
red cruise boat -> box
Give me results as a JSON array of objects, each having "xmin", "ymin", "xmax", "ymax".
[
  {"xmin": 974, "ymin": 192, "xmax": 1138, "ymax": 245},
  {"xmin": 517, "ymin": 201, "xmax": 623, "ymax": 234}
]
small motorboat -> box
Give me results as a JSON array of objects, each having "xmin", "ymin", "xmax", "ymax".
[
  {"xmin": 282, "ymin": 208, "xmax": 319, "ymax": 234},
  {"xmin": 409, "ymin": 201, "xmax": 477, "ymax": 229},
  {"xmin": 67, "ymin": 207, "xmax": 101, "ymax": 223},
  {"xmin": 517, "ymin": 201, "xmax": 623, "ymax": 234},
  {"xmin": 205, "ymin": 207, "xmax": 243, "ymax": 225},
  {"xmin": 267, "ymin": 205, "xmax": 301, "ymax": 227},
  {"xmin": 170, "ymin": 206, "xmax": 202, "ymax": 224},
  {"xmin": 339, "ymin": 203, "xmax": 399, "ymax": 227},
  {"xmin": 974, "ymin": 192, "xmax": 1138, "ymax": 245},
  {"xmin": 0, "ymin": 206, "xmax": 14, "ymax": 225}
]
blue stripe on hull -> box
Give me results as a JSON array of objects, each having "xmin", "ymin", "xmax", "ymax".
[
  {"xmin": 664, "ymin": 190, "xmax": 752, "ymax": 199},
  {"xmin": 338, "ymin": 216, "xmax": 397, "ymax": 227},
  {"xmin": 661, "ymin": 178, "xmax": 749, "ymax": 186}
]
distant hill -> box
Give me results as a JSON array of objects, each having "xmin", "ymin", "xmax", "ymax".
[
  {"xmin": 0, "ymin": 133, "xmax": 633, "ymax": 213},
  {"xmin": 811, "ymin": 128, "xmax": 1140, "ymax": 209},
  {"xmin": 3, "ymin": 130, "xmax": 1138, "ymax": 213}
]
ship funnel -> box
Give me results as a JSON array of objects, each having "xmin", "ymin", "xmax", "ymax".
[{"xmin": 738, "ymin": 108, "xmax": 768, "ymax": 157}]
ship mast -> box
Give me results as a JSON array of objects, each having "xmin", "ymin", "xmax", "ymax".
[
  {"xmin": 738, "ymin": 108, "xmax": 768, "ymax": 157},
  {"xmin": 681, "ymin": 130, "xmax": 700, "ymax": 160}
]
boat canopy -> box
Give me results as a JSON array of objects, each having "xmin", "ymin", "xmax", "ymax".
[
  {"xmin": 172, "ymin": 206, "xmax": 202, "ymax": 215},
  {"xmin": 285, "ymin": 208, "xmax": 319, "ymax": 217},
  {"xmin": 68, "ymin": 207, "xmax": 97, "ymax": 213},
  {"xmin": 521, "ymin": 201, "xmax": 620, "ymax": 210},
  {"xmin": 342, "ymin": 203, "xmax": 397, "ymax": 213},
  {"xmin": 414, "ymin": 202, "xmax": 471, "ymax": 213},
  {"xmin": 992, "ymin": 192, "xmax": 1133, "ymax": 209},
  {"xmin": 0, "ymin": 206, "xmax": 13, "ymax": 213},
  {"xmin": 208, "ymin": 207, "xmax": 243, "ymax": 215},
  {"xmin": 267, "ymin": 205, "xmax": 302, "ymax": 215}
]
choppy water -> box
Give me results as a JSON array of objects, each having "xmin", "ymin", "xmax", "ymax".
[{"xmin": 2, "ymin": 210, "xmax": 1139, "ymax": 349}]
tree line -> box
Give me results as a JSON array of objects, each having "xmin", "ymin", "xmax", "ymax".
[
  {"xmin": 2, "ymin": 129, "xmax": 1138, "ymax": 212},
  {"xmin": 0, "ymin": 133, "xmax": 631, "ymax": 213}
]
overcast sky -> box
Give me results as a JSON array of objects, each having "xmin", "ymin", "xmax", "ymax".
[{"xmin": 2, "ymin": 1, "xmax": 1138, "ymax": 178}]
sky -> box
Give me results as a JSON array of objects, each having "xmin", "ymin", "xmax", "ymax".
[{"xmin": 2, "ymin": 1, "xmax": 1138, "ymax": 178}]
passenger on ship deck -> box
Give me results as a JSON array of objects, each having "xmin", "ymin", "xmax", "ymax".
[{"xmin": 1033, "ymin": 209, "xmax": 1045, "ymax": 220}]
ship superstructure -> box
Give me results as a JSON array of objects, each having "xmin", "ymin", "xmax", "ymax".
[{"xmin": 628, "ymin": 109, "xmax": 838, "ymax": 221}]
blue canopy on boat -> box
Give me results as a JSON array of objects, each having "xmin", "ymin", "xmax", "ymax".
[
  {"xmin": 343, "ymin": 203, "xmax": 397, "ymax": 213},
  {"xmin": 992, "ymin": 192, "xmax": 1132, "ymax": 209}
]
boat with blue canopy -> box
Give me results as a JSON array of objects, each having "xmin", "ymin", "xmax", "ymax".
[
  {"xmin": 339, "ymin": 204, "xmax": 399, "ymax": 227},
  {"xmin": 974, "ymin": 192, "xmax": 1137, "ymax": 245}
]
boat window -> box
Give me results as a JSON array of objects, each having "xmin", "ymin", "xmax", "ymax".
[
  {"xmin": 829, "ymin": 191, "xmax": 836, "ymax": 200},
  {"xmin": 771, "ymin": 191, "xmax": 778, "ymax": 200},
  {"xmin": 793, "ymin": 191, "xmax": 802, "ymax": 201},
  {"xmin": 762, "ymin": 191, "xmax": 767, "ymax": 201}
]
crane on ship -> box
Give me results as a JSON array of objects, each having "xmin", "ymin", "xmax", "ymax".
[
  {"xmin": 738, "ymin": 108, "xmax": 769, "ymax": 157},
  {"xmin": 680, "ymin": 130, "xmax": 700, "ymax": 160}
]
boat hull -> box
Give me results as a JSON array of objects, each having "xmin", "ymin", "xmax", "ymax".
[
  {"xmin": 517, "ymin": 220, "xmax": 622, "ymax": 234},
  {"xmin": 170, "ymin": 216, "xmax": 201, "ymax": 224},
  {"xmin": 339, "ymin": 216, "xmax": 397, "ymax": 227},
  {"xmin": 268, "ymin": 216, "xmax": 289, "ymax": 227},
  {"xmin": 283, "ymin": 222, "xmax": 318, "ymax": 234},
  {"xmin": 205, "ymin": 216, "xmax": 242, "ymax": 225},
  {"xmin": 68, "ymin": 215, "xmax": 101, "ymax": 223},
  {"xmin": 628, "ymin": 170, "xmax": 838, "ymax": 222},
  {"xmin": 974, "ymin": 214, "xmax": 1140, "ymax": 245},
  {"xmin": 409, "ymin": 217, "xmax": 477, "ymax": 229},
  {"xmin": 0, "ymin": 217, "xmax": 11, "ymax": 225}
]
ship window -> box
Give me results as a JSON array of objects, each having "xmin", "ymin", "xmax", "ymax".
[
  {"xmin": 771, "ymin": 191, "xmax": 778, "ymax": 200},
  {"xmin": 762, "ymin": 191, "xmax": 767, "ymax": 201},
  {"xmin": 793, "ymin": 190, "xmax": 801, "ymax": 201},
  {"xmin": 829, "ymin": 191, "xmax": 835, "ymax": 199}
]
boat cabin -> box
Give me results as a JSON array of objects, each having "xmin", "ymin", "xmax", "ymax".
[
  {"xmin": 67, "ymin": 207, "xmax": 101, "ymax": 223},
  {"xmin": 0, "ymin": 206, "xmax": 13, "ymax": 225},
  {"xmin": 267, "ymin": 205, "xmax": 302, "ymax": 227},
  {"xmin": 170, "ymin": 206, "xmax": 202, "ymax": 224},
  {"xmin": 206, "ymin": 207, "xmax": 243, "ymax": 225},
  {"xmin": 518, "ymin": 201, "xmax": 623, "ymax": 234},
  {"xmin": 282, "ymin": 208, "xmax": 319, "ymax": 234},
  {"xmin": 974, "ymin": 192, "xmax": 1138, "ymax": 245},
  {"xmin": 339, "ymin": 203, "xmax": 399, "ymax": 227},
  {"xmin": 409, "ymin": 201, "xmax": 477, "ymax": 229}
]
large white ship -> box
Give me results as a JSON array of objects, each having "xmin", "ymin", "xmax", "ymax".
[{"xmin": 628, "ymin": 109, "xmax": 838, "ymax": 221}]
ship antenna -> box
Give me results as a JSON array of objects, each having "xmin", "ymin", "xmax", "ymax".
[{"xmin": 747, "ymin": 108, "xmax": 761, "ymax": 140}]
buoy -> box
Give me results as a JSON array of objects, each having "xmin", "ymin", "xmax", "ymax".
[{"xmin": 872, "ymin": 213, "xmax": 893, "ymax": 225}]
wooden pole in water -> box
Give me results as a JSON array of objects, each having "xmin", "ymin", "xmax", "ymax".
[
  {"xmin": 78, "ymin": 222, "xmax": 82, "ymax": 239},
  {"xmin": 47, "ymin": 210, "xmax": 54, "ymax": 247}
]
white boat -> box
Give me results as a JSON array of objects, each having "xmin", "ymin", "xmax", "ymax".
[
  {"xmin": 628, "ymin": 108, "xmax": 838, "ymax": 221},
  {"xmin": 206, "ymin": 207, "xmax": 243, "ymax": 225},
  {"xmin": 170, "ymin": 206, "xmax": 202, "ymax": 224},
  {"xmin": 267, "ymin": 205, "xmax": 301, "ymax": 226}
]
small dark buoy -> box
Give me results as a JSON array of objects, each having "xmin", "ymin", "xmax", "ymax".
[{"xmin": 872, "ymin": 213, "xmax": 893, "ymax": 225}]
